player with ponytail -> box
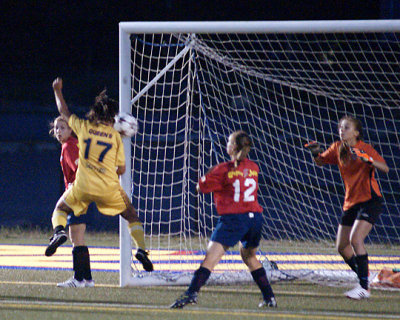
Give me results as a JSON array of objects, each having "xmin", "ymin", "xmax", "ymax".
[
  {"xmin": 45, "ymin": 77, "xmax": 153, "ymax": 274},
  {"xmin": 171, "ymin": 130, "xmax": 276, "ymax": 309},
  {"xmin": 306, "ymin": 115, "xmax": 389, "ymax": 300}
]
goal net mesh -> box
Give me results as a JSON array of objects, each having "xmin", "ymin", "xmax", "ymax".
[{"xmin": 124, "ymin": 28, "xmax": 400, "ymax": 286}]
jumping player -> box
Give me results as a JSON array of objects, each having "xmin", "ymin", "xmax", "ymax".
[
  {"xmin": 45, "ymin": 77, "xmax": 153, "ymax": 273},
  {"xmin": 305, "ymin": 115, "xmax": 389, "ymax": 300},
  {"xmin": 49, "ymin": 116, "xmax": 94, "ymax": 287},
  {"xmin": 171, "ymin": 131, "xmax": 276, "ymax": 309}
]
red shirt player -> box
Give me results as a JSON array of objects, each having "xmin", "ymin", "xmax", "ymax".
[
  {"xmin": 171, "ymin": 131, "xmax": 276, "ymax": 309},
  {"xmin": 49, "ymin": 116, "xmax": 93, "ymax": 288},
  {"xmin": 60, "ymin": 135, "xmax": 79, "ymax": 189},
  {"xmin": 198, "ymin": 158, "xmax": 263, "ymax": 215}
]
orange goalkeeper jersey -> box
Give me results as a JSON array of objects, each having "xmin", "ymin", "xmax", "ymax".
[{"xmin": 319, "ymin": 140, "xmax": 385, "ymax": 211}]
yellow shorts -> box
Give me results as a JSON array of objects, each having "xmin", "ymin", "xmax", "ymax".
[{"xmin": 62, "ymin": 185, "xmax": 131, "ymax": 217}]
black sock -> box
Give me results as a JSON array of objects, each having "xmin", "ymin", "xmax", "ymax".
[
  {"xmin": 187, "ymin": 266, "xmax": 211, "ymax": 294},
  {"xmin": 344, "ymin": 255, "xmax": 358, "ymax": 274},
  {"xmin": 355, "ymin": 254, "xmax": 369, "ymax": 290},
  {"xmin": 54, "ymin": 225, "xmax": 64, "ymax": 233},
  {"xmin": 251, "ymin": 267, "xmax": 275, "ymax": 301},
  {"xmin": 72, "ymin": 246, "xmax": 92, "ymax": 281}
]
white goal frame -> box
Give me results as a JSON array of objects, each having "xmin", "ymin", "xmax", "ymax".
[{"xmin": 119, "ymin": 20, "xmax": 400, "ymax": 287}]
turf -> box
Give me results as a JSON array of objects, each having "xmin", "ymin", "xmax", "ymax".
[{"xmin": 1, "ymin": 228, "xmax": 399, "ymax": 320}]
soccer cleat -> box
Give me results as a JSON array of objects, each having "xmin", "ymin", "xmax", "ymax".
[
  {"xmin": 45, "ymin": 229, "xmax": 68, "ymax": 256},
  {"xmin": 57, "ymin": 277, "xmax": 86, "ymax": 288},
  {"xmin": 135, "ymin": 248, "xmax": 154, "ymax": 272},
  {"xmin": 368, "ymin": 271, "xmax": 377, "ymax": 285},
  {"xmin": 84, "ymin": 279, "xmax": 95, "ymax": 288},
  {"xmin": 258, "ymin": 297, "xmax": 277, "ymax": 308},
  {"xmin": 345, "ymin": 284, "xmax": 370, "ymax": 300},
  {"xmin": 170, "ymin": 291, "xmax": 198, "ymax": 309}
]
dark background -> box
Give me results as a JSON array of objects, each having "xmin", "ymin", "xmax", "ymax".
[
  {"xmin": 0, "ymin": 0, "xmax": 399, "ymax": 231},
  {"xmin": 1, "ymin": 0, "xmax": 397, "ymax": 107}
]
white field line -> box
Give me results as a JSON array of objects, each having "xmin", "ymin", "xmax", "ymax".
[{"xmin": 0, "ymin": 298, "xmax": 398, "ymax": 320}]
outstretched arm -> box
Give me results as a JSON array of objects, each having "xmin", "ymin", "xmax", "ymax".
[
  {"xmin": 52, "ymin": 77, "xmax": 71, "ymax": 120},
  {"xmin": 351, "ymin": 147, "xmax": 389, "ymax": 173},
  {"xmin": 305, "ymin": 141, "xmax": 325, "ymax": 166}
]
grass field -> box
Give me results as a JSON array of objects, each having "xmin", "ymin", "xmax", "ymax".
[{"xmin": 1, "ymin": 228, "xmax": 400, "ymax": 320}]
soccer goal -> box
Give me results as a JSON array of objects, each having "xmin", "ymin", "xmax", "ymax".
[{"xmin": 119, "ymin": 20, "xmax": 400, "ymax": 287}]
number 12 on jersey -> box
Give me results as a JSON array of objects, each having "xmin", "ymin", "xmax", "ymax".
[{"xmin": 232, "ymin": 178, "xmax": 256, "ymax": 202}]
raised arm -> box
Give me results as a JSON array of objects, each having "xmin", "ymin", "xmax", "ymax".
[{"xmin": 52, "ymin": 77, "xmax": 71, "ymax": 120}]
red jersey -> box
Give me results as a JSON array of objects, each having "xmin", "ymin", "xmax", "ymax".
[
  {"xmin": 319, "ymin": 140, "xmax": 385, "ymax": 210},
  {"xmin": 198, "ymin": 158, "xmax": 263, "ymax": 215},
  {"xmin": 60, "ymin": 136, "xmax": 79, "ymax": 190}
]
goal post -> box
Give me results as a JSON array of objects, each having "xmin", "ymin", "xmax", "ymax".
[
  {"xmin": 119, "ymin": 20, "xmax": 400, "ymax": 287},
  {"xmin": 119, "ymin": 26, "xmax": 133, "ymax": 287}
]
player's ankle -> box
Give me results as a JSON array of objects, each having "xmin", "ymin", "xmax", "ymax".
[{"xmin": 54, "ymin": 225, "xmax": 65, "ymax": 233}]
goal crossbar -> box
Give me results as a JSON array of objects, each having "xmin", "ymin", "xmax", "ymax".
[{"xmin": 120, "ymin": 20, "xmax": 400, "ymax": 34}]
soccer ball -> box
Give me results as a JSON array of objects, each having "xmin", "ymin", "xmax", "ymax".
[{"xmin": 114, "ymin": 113, "xmax": 138, "ymax": 137}]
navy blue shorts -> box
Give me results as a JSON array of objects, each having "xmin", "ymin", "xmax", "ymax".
[
  {"xmin": 341, "ymin": 198, "xmax": 383, "ymax": 226},
  {"xmin": 210, "ymin": 212, "xmax": 263, "ymax": 248},
  {"xmin": 67, "ymin": 211, "xmax": 89, "ymax": 226}
]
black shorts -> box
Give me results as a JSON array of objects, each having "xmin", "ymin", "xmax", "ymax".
[{"xmin": 340, "ymin": 198, "xmax": 383, "ymax": 226}]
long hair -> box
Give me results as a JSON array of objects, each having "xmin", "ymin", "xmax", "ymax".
[
  {"xmin": 86, "ymin": 89, "xmax": 118, "ymax": 125},
  {"xmin": 233, "ymin": 130, "xmax": 252, "ymax": 166},
  {"xmin": 49, "ymin": 116, "xmax": 77, "ymax": 139},
  {"xmin": 338, "ymin": 115, "xmax": 363, "ymax": 165}
]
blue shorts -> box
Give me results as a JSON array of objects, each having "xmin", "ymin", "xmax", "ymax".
[
  {"xmin": 67, "ymin": 211, "xmax": 89, "ymax": 226},
  {"xmin": 210, "ymin": 212, "xmax": 263, "ymax": 248}
]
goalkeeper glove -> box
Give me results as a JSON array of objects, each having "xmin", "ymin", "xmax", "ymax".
[
  {"xmin": 304, "ymin": 141, "xmax": 321, "ymax": 158},
  {"xmin": 350, "ymin": 147, "xmax": 374, "ymax": 164}
]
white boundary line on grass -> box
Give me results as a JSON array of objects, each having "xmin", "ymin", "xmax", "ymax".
[
  {"xmin": 0, "ymin": 299, "xmax": 398, "ymax": 320},
  {"xmin": 1, "ymin": 279, "xmax": 400, "ymax": 297}
]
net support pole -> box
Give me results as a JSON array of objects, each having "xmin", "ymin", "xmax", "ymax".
[{"xmin": 119, "ymin": 24, "xmax": 132, "ymax": 287}]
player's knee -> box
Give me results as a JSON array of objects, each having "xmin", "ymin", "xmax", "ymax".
[
  {"xmin": 240, "ymin": 249, "xmax": 256, "ymax": 265},
  {"xmin": 350, "ymin": 237, "xmax": 364, "ymax": 250},
  {"xmin": 55, "ymin": 200, "xmax": 71, "ymax": 214},
  {"xmin": 120, "ymin": 206, "xmax": 139, "ymax": 223},
  {"xmin": 243, "ymin": 255, "xmax": 260, "ymax": 270},
  {"xmin": 240, "ymin": 250, "xmax": 250, "ymax": 262},
  {"xmin": 69, "ymin": 224, "xmax": 86, "ymax": 246},
  {"xmin": 241, "ymin": 256, "xmax": 251, "ymax": 267},
  {"xmin": 336, "ymin": 240, "xmax": 349, "ymax": 255}
]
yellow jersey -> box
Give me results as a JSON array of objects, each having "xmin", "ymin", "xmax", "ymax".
[{"xmin": 68, "ymin": 114, "xmax": 125, "ymax": 196}]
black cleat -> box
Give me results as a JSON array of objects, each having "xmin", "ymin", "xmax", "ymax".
[
  {"xmin": 258, "ymin": 297, "xmax": 277, "ymax": 308},
  {"xmin": 135, "ymin": 249, "xmax": 154, "ymax": 272},
  {"xmin": 45, "ymin": 229, "xmax": 68, "ymax": 257},
  {"xmin": 170, "ymin": 291, "xmax": 198, "ymax": 309}
]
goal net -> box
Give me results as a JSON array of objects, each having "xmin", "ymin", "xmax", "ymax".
[{"xmin": 119, "ymin": 21, "xmax": 400, "ymax": 287}]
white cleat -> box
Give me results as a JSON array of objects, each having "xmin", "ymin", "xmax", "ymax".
[
  {"xmin": 57, "ymin": 277, "xmax": 86, "ymax": 288},
  {"xmin": 345, "ymin": 284, "xmax": 370, "ymax": 300},
  {"xmin": 84, "ymin": 279, "xmax": 95, "ymax": 287}
]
